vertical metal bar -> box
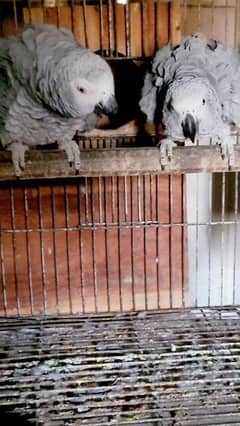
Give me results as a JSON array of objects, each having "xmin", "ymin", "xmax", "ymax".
[
  {"xmin": 234, "ymin": 0, "xmax": 240, "ymax": 48},
  {"xmin": 0, "ymin": 232, "xmax": 7, "ymax": 315},
  {"xmin": 10, "ymin": 188, "xmax": 20, "ymax": 315},
  {"xmin": 41, "ymin": 0, "xmax": 47, "ymax": 26},
  {"xmin": 38, "ymin": 187, "xmax": 47, "ymax": 314},
  {"xmin": 78, "ymin": 182, "xmax": 85, "ymax": 313},
  {"xmin": 98, "ymin": 177, "xmax": 103, "ymax": 225},
  {"xmin": 124, "ymin": 176, "xmax": 128, "ymax": 220},
  {"xmin": 85, "ymin": 177, "xmax": 90, "ymax": 224},
  {"xmin": 103, "ymin": 177, "xmax": 110, "ymax": 312},
  {"xmin": 24, "ymin": 188, "xmax": 34, "ymax": 315},
  {"xmin": 225, "ymin": 0, "xmax": 229, "ymax": 43},
  {"xmin": 220, "ymin": 173, "xmax": 226, "ymax": 305},
  {"xmin": 154, "ymin": 0, "xmax": 158, "ymax": 51},
  {"xmin": 56, "ymin": 0, "xmax": 61, "ymax": 27},
  {"xmin": 107, "ymin": 0, "xmax": 114, "ymax": 55},
  {"xmin": 208, "ymin": 173, "xmax": 213, "ymax": 307},
  {"xmin": 12, "ymin": 0, "xmax": 18, "ymax": 33},
  {"xmin": 140, "ymin": 0, "xmax": 144, "ymax": 57},
  {"xmin": 99, "ymin": 0, "xmax": 104, "ymax": 59},
  {"xmin": 197, "ymin": 0, "xmax": 201, "ymax": 31},
  {"xmin": 211, "ymin": 0, "xmax": 215, "ymax": 37},
  {"xmin": 182, "ymin": 0, "xmax": 188, "ymax": 35},
  {"xmin": 70, "ymin": 0, "xmax": 75, "ymax": 34},
  {"xmin": 130, "ymin": 176, "xmax": 135, "ymax": 311},
  {"xmin": 156, "ymin": 175, "xmax": 160, "ymax": 310},
  {"xmin": 91, "ymin": 178, "xmax": 98, "ymax": 313},
  {"xmin": 27, "ymin": 0, "xmax": 33, "ymax": 25},
  {"xmin": 181, "ymin": 174, "xmax": 186, "ymax": 308},
  {"xmin": 125, "ymin": 2, "xmax": 130, "ymax": 57},
  {"xmin": 64, "ymin": 185, "xmax": 73, "ymax": 314},
  {"xmin": 117, "ymin": 177, "xmax": 123, "ymax": 312},
  {"xmin": 233, "ymin": 172, "xmax": 239, "ymax": 304},
  {"xmin": 142, "ymin": 176, "xmax": 148, "ymax": 310},
  {"xmin": 51, "ymin": 186, "xmax": 60, "ymax": 314},
  {"xmin": 143, "ymin": 175, "xmax": 148, "ymax": 310},
  {"xmin": 169, "ymin": 175, "xmax": 173, "ymax": 309},
  {"xmin": 138, "ymin": 175, "xmax": 142, "ymax": 223},
  {"xmin": 194, "ymin": 174, "xmax": 199, "ymax": 307},
  {"xmin": 111, "ymin": 175, "xmax": 115, "ymax": 223},
  {"xmin": 82, "ymin": 0, "xmax": 89, "ymax": 47}
]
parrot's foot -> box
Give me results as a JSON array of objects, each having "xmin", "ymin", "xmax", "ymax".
[
  {"xmin": 58, "ymin": 140, "xmax": 81, "ymax": 172},
  {"xmin": 218, "ymin": 137, "xmax": 235, "ymax": 169},
  {"xmin": 159, "ymin": 138, "xmax": 177, "ymax": 168},
  {"xmin": 6, "ymin": 142, "xmax": 28, "ymax": 177}
]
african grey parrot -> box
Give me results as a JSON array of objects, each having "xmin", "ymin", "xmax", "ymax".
[
  {"xmin": 0, "ymin": 24, "xmax": 118, "ymax": 175},
  {"xmin": 139, "ymin": 33, "xmax": 240, "ymax": 167}
]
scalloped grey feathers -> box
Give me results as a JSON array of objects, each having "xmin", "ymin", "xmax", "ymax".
[
  {"xmin": 0, "ymin": 24, "xmax": 117, "ymax": 175},
  {"xmin": 139, "ymin": 33, "xmax": 240, "ymax": 142}
]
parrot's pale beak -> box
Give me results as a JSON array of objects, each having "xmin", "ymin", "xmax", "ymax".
[
  {"xmin": 103, "ymin": 95, "xmax": 118, "ymax": 115},
  {"xmin": 95, "ymin": 95, "xmax": 118, "ymax": 116},
  {"xmin": 181, "ymin": 113, "xmax": 197, "ymax": 143}
]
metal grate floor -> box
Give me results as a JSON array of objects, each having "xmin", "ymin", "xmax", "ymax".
[{"xmin": 0, "ymin": 307, "xmax": 240, "ymax": 425}]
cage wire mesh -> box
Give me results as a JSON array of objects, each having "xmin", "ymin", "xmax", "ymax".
[{"xmin": 0, "ymin": 0, "xmax": 240, "ymax": 424}]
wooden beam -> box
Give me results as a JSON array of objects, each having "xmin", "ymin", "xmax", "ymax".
[
  {"xmin": 0, "ymin": 146, "xmax": 240, "ymax": 181},
  {"xmin": 170, "ymin": 0, "xmax": 182, "ymax": 46}
]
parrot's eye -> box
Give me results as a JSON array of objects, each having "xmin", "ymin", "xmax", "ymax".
[
  {"xmin": 202, "ymin": 98, "xmax": 206, "ymax": 105},
  {"xmin": 78, "ymin": 87, "xmax": 85, "ymax": 93}
]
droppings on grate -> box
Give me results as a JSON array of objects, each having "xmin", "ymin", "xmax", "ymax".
[{"xmin": 0, "ymin": 307, "xmax": 240, "ymax": 425}]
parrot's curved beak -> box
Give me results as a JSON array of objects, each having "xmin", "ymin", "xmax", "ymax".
[
  {"xmin": 104, "ymin": 95, "xmax": 118, "ymax": 115},
  {"xmin": 181, "ymin": 113, "xmax": 197, "ymax": 143},
  {"xmin": 95, "ymin": 95, "xmax": 118, "ymax": 116}
]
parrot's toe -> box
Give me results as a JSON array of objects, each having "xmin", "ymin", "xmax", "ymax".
[
  {"xmin": 219, "ymin": 137, "xmax": 235, "ymax": 169},
  {"xmin": 6, "ymin": 142, "xmax": 28, "ymax": 177},
  {"xmin": 59, "ymin": 140, "xmax": 81, "ymax": 173},
  {"xmin": 159, "ymin": 138, "xmax": 177, "ymax": 168}
]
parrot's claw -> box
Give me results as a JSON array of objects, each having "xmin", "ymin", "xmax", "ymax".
[
  {"xmin": 159, "ymin": 138, "xmax": 177, "ymax": 168},
  {"xmin": 218, "ymin": 137, "xmax": 235, "ymax": 169},
  {"xmin": 58, "ymin": 140, "xmax": 81, "ymax": 173},
  {"xmin": 6, "ymin": 142, "xmax": 28, "ymax": 177}
]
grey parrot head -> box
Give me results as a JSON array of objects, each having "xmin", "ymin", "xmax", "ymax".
[
  {"xmin": 162, "ymin": 77, "xmax": 222, "ymax": 142},
  {"xmin": 39, "ymin": 49, "xmax": 118, "ymax": 118}
]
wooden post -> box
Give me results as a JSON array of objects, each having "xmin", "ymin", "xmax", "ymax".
[{"xmin": 170, "ymin": 0, "xmax": 181, "ymax": 46}]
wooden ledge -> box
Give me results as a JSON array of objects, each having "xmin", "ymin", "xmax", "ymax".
[{"xmin": 0, "ymin": 145, "xmax": 240, "ymax": 181}]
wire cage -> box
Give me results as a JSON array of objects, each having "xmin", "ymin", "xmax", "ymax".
[{"xmin": 0, "ymin": 0, "xmax": 240, "ymax": 424}]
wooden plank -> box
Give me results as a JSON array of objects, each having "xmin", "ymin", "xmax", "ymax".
[
  {"xmin": 23, "ymin": 7, "xmax": 44, "ymax": 25},
  {"xmin": 58, "ymin": 5, "xmax": 72, "ymax": 30},
  {"xmin": 45, "ymin": 7, "xmax": 58, "ymax": 25},
  {"xmin": 0, "ymin": 146, "xmax": 240, "ymax": 181},
  {"xmin": 85, "ymin": 5, "xmax": 101, "ymax": 51},
  {"xmin": 182, "ymin": 5, "xmax": 236, "ymax": 47},
  {"xmin": 170, "ymin": 0, "xmax": 182, "ymax": 45},
  {"xmin": 142, "ymin": 0, "xmax": 155, "ymax": 56},
  {"xmin": 129, "ymin": 2, "xmax": 142, "ymax": 57},
  {"xmin": 156, "ymin": 1, "xmax": 169, "ymax": 48},
  {"xmin": 115, "ymin": 4, "xmax": 126, "ymax": 55},
  {"xmin": 72, "ymin": 5, "xmax": 86, "ymax": 45}
]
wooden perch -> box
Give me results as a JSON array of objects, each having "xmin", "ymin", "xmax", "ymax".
[{"xmin": 0, "ymin": 145, "xmax": 240, "ymax": 181}]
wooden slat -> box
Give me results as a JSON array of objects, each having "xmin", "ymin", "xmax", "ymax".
[
  {"xmin": 0, "ymin": 146, "xmax": 240, "ymax": 181},
  {"xmin": 115, "ymin": 4, "xmax": 126, "ymax": 55},
  {"xmin": 142, "ymin": 0, "xmax": 155, "ymax": 56},
  {"xmin": 170, "ymin": 0, "xmax": 182, "ymax": 45},
  {"xmin": 129, "ymin": 2, "xmax": 142, "ymax": 57},
  {"xmin": 23, "ymin": 7, "xmax": 44, "ymax": 25},
  {"xmin": 156, "ymin": 1, "xmax": 169, "ymax": 48}
]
